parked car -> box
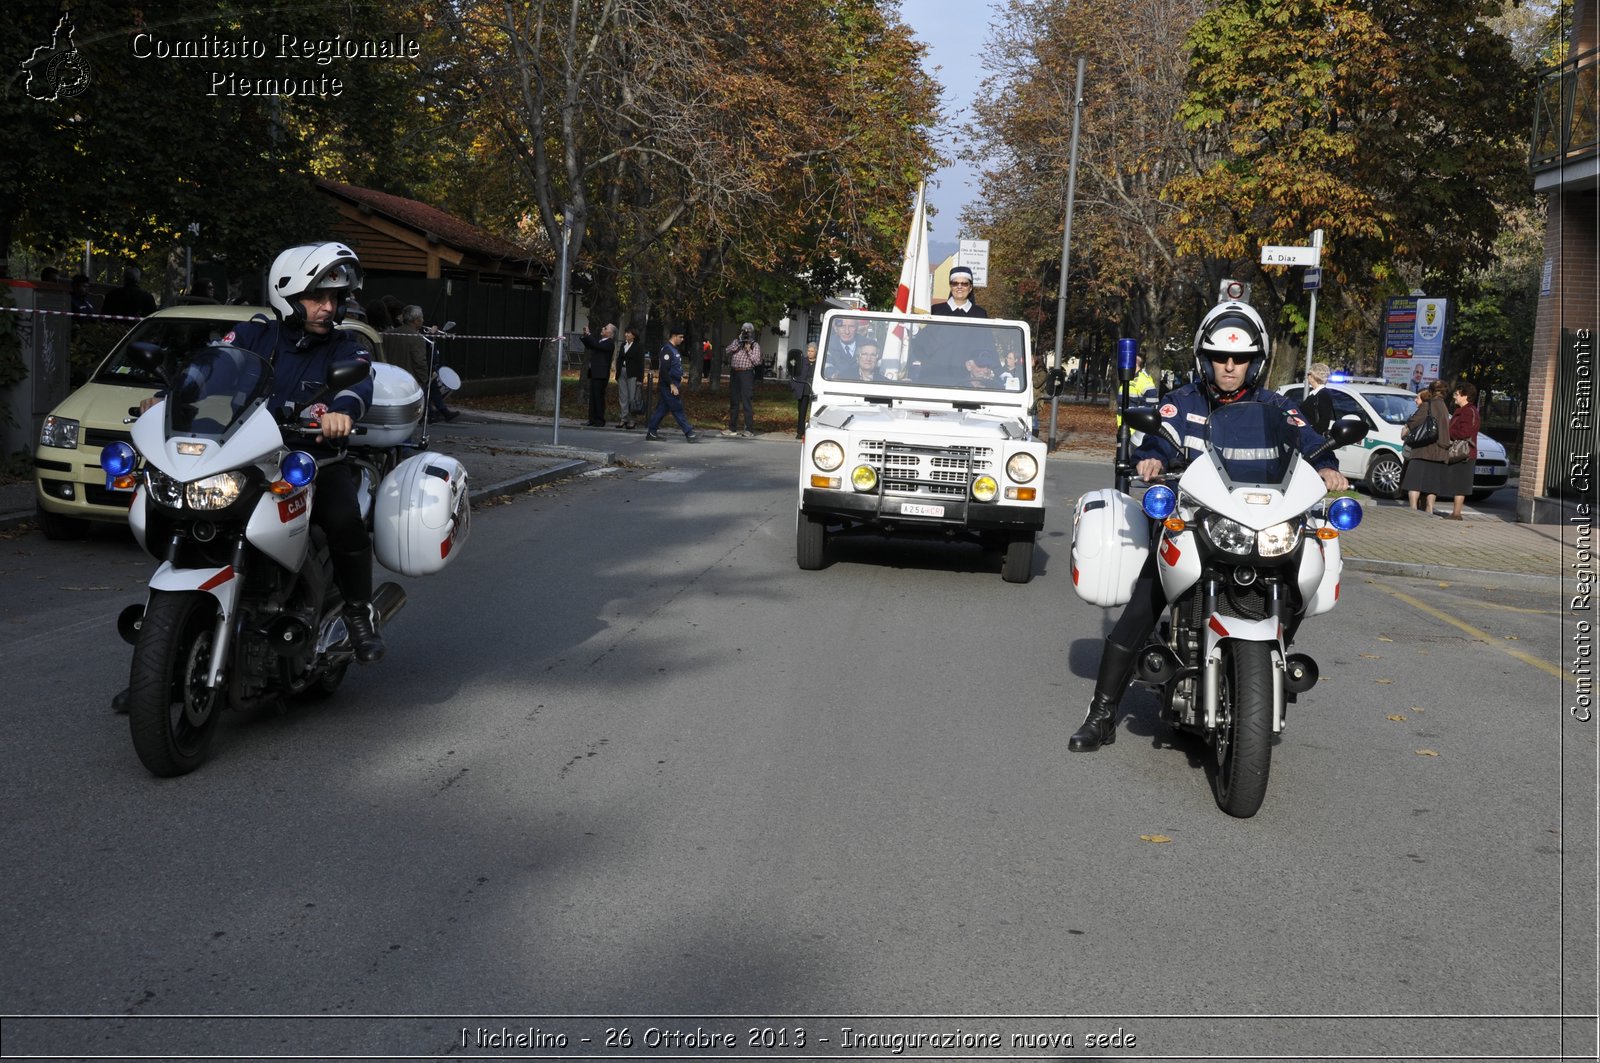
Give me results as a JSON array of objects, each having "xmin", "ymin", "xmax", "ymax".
[
  {"xmin": 34, "ymin": 305, "xmax": 388, "ymax": 539},
  {"xmin": 1280, "ymin": 381, "xmax": 1509, "ymax": 501}
]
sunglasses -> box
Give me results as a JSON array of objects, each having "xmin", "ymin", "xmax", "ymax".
[{"xmin": 949, "ymin": 280, "xmax": 972, "ymax": 287}]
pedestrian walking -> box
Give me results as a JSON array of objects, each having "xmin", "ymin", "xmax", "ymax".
[
  {"xmin": 723, "ymin": 322, "xmax": 761, "ymax": 436},
  {"xmin": 645, "ymin": 328, "xmax": 700, "ymax": 442}
]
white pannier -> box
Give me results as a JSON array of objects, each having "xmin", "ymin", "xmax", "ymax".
[
  {"xmin": 357, "ymin": 363, "xmax": 424, "ymax": 448},
  {"xmin": 1069, "ymin": 488, "xmax": 1150, "ymax": 607},
  {"xmin": 373, "ymin": 452, "xmax": 470, "ymax": 576}
]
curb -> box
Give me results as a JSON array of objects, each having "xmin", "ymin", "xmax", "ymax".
[
  {"xmin": 1342, "ymin": 555, "xmax": 1562, "ymax": 591},
  {"xmin": 469, "ymin": 459, "xmax": 591, "ymax": 504}
]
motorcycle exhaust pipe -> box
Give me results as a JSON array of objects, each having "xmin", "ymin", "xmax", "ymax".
[
  {"xmin": 372, "ymin": 581, "xmax": 406, "ymax": 628},
  {"xmin": 117, "ymin": 604, "xmax": 145, "ymax": 646},
  {"xmin": 1284, "ymin": 653, "xmax": 1319, "ymax": 694}
]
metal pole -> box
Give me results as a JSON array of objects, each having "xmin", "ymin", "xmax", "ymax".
[
  {"xmin": 1302, "ymin": 228, "xmax": 1323, "ymax": 384},
  {"xmin": 1048, "ymin": 57, "xmax": 1086, "ymax": 453},
  {"xmin": 552, "ymin": 215, "xmax": 572, "ymax": 445}
]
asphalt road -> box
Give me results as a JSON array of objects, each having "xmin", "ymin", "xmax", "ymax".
[{"xmin": 1, "ymin": 431, "xmax": 1593, "ymax": 1061}]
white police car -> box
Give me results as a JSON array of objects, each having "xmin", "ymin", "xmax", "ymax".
[{"xmin": 1281, "ymin": 380, "xmax": 1509, "ymax": 501}]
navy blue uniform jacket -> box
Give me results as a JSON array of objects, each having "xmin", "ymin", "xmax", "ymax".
[
  {"xmin": 1132, "ymin": 383, "xmax": 1338, "ymax": 471},
  {"xmin": 224, "ymin": 317, "xmax": 374, "ymax": 432}
]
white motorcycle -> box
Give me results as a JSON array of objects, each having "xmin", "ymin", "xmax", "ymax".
[
  {"xmin": 108, "ymin": 343, "xmax": 469, "ymax": 776},
  {"xmin": 1071, "ymin": 402, "xmax": 1367, "ymax": 817}
]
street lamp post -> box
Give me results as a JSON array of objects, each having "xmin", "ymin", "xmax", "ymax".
[{"xmin": 1048, "ymin": 57, "xmax": 1086, "ymax": 453}]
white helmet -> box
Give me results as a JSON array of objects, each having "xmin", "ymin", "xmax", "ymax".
[
  {"xmin": 1193, "ymin": 299, "xmax": 1270, "ymax": 400},
  {"xmin": 266, "ymin": 242, "xmax": 363, "ymax": 326}
]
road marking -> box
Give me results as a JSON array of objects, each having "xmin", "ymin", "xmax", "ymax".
[{"xmin": 1372, "ymin": 582, "xmax": 1569, "ymax": 684}]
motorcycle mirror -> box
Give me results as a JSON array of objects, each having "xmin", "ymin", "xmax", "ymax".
[
  {"xmin": 1325, "ymin": 417, "xmax": 1369, "ymax": 447},
  {"xmin": 436, "ymin": 366, "xmax": 462, "ymax": 392},
  {"xmin": 1123, "ymin": 407, "xmax": 1162, "ymax": 435},
  {"xmin": 128, "ymin": 341, "xmax": 164, "ymax": 371}
]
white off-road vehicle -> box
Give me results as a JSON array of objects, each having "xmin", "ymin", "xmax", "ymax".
[{"xmin": 795, "ymin": 309, "xmax": 1046, "ymax": 582}]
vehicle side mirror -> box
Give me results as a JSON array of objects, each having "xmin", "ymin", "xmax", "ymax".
[
  {"xmin": 1124, "ymin": 407, "xmax": 1162, "ymax": 434},
  {"xmin": 1326, "ymin": 417, "xmax": 1369, "ymax": 447}
]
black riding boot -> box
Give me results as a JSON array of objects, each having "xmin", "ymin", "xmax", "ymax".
[
  {"xmin": 333, "ymin": 548, "xmax": 386, "ymax": 664},
  {"xmin": 1069, "ymin": 639, "xmax": 1140, "ymax": 752}
]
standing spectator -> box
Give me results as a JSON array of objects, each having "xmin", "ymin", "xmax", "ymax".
[
  {"xmin": 1400, "ymin": 382, "xmax": 1452, "ymax": 514},
  {"xmin": 100, "ymin": 267, "xmax": 157, "ymax": 320},
  {"xmin": 786, "ymin": 346, "xmax": 802, "ymax": 380},
  {"xmin": 580, "ymin": 322, "xmax": 615, "ymax": 427},
  {"xmin": 700, "ymin": 340, "xmax": 713, "ymax": 385},
  {"xmin": 1031, "ymin": 352, "xmax": 1047, "ymax": 437},
  {"xmin": 1305, "ymin": 361, "xmax": 1336, "ymax": 435},
  {"xmin": 390, "ymin": 305, "xmax": 455, "ymax": 421},
  {"xmin": 792, "ymin": 342, "xmax": 818, "ymax": 439},
  {"xmin": 69, "ymin": 274, "xmax": 96, "ymax": 317},
  {"xmin": 645, "ymin": 328, "xmax": 700, "ymax": 443},
  {"xmin": 1441, "ymin": 381, "xmax": 1480, "ymax": 520},
  {"xmin": 931, "ymin": 265, "xmax": 987, "ymax": 317},
  {"xmin": 723, "ymin": 322, "xmax": 761, "ymax": 436},
  {"xmin": 615, "ymin": 326, "xmax": 644, "ymax": 429}
]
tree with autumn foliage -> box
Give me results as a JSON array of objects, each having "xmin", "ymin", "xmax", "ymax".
[
  {"xmin": 434, "ymin": 0, "xmax": 940, "ymax": 410},
  {"xmin": 1166, "ymin": 0, "xmax": 1530, "ymax": 379}
]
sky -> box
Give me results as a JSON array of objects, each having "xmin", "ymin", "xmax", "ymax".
[{"xmin": 904, "ymin": 2, "xmax": 991, "ymax": 262}]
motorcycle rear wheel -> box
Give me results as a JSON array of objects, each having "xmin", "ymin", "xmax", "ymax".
[
  {"xmin": 1211, "ymin": 640, "xmax": 1274, "ymax": 818},
  {"xmin": 128, "ymin": 591, "xmax": 224, "ymax": 777}
]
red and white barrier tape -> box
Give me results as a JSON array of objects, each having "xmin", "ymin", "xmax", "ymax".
[{"xmin": 0, "ymin": 304, "xmax": 557, "ymax": 342}]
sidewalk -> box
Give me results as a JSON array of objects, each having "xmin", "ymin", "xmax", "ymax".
[{"xmin": 3, "ymin": 412, "xmax": 1578, "ymax": 590}]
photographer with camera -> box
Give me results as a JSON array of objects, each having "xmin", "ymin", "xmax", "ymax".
[{"xmin": 723, "ymin": 321, "xmax": 762, "ymax": 438}]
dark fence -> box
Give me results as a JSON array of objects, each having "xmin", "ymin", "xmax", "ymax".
[{"xmin": 364, "ymin": 275, "xmax": 549, "ymax": 382}]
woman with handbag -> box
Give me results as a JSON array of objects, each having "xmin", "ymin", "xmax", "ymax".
[
  {"xmin": 1401, "ymin": 383, "xmax": 1453, "ymax": 513},
  {"xmin": 1441, "ymin": 380, "xmax": 1481, "ymax": 520}
]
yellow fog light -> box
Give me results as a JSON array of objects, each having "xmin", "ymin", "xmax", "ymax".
[
  {"xmin": 972, "ymin": 475, "xmax": 999, "ymax": 502},
  {"xmin": 851, "ymin": 465, "xmax": 878, "ymax": 491}
]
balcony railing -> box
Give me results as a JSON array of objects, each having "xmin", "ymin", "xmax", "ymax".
[{"xmin": 1530, "ymin": 45, "xmax": 1599, "ymax": 172}]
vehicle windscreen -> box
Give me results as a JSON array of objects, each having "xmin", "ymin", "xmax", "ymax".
[
  {"xmin": 165, "ymin": 345, "xmax": 274, "ymax": 439},
  {"xmin": 1205, "ymin": 401, "xmax": 1300, "ymax": 487},
  {"xmin": 93, "ymin": 316, "xmax": 251, "ymax": 387},
  {"xmin": 819, "ymin": 316, "xmax": 1029, "ymax": 393},
  {"xmin": 1364, "ymin": 391, "xmax": 1417, "ymax": 425}
]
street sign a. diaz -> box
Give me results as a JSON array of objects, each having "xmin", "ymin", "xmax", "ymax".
[{"xmin": 1261, "ymin": 244, "xmax": 1321, "ymax": 267}]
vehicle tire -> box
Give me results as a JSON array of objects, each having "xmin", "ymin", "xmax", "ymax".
[
  {"xmin": 1211, "ymin": 640, "xmax": 1274, "ymax": 818},
  {"xmin": 35, "ymin": 503, "xmax": 89, "ymax": 541},
  {"xmin": 128, "ymin": 590, "xmax": 224, "ymax": 777},
  {"xmin": 796, "ymin": 511, "xmax": 829, "ymax": 570},
  {"xmin": 1365, "ymin": 450, "xmax": 1404, "ymax": 500},
  {"xmin": 1002, "ymin": 532, "xmax": 1035, "ymax": 584}
]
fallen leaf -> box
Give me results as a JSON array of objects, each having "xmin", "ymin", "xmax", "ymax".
[
  {"xmin": 1360, "ymin": 653, "xmax": 1383, "ymax": 659},
  {"xmin": 1387, "ymin": 714, "xmax": 1407, "ymax": 721},
  {"xmin": 1377, "ymin": 636, "xmax": 1394, "ymax": 642},
  {"xmin": 1375, "ymin": 678, "xmax": 1394, "ymax": 684},
  {"xmin": 1437, "ymin": 582, "xmax": 1451, "ymax": 588},
  {"xmin": 1416, "ymin": 749, "xmax": 1439, "ymax": 757},
  {"xmin": 1504, "ymin": 635, "xmax": 1519, "ymax": 641},
  {"xmin": 1139, "ymin": 834, "xmax": 1173, "ymax": 844}
]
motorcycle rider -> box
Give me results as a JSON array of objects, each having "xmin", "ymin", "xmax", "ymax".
[
  {"xmin": 114, "ymin": 242, "xmax": 383, "ymax": 712},
  {"xmin": 1068, "ymin": 300, "xmax": 1350, "ymax": 752}
]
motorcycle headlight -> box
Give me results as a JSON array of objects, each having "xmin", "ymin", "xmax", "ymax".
[
  {"xmin": 1006, "ymin": 452, "xmax": 1039, "ymax": 484},
  {"xmin": 812, "ymin": 440, "xmax": 844, "ymax": 472},
  {"xmin": 145, "ymin": 469, "xmax": 184, "ymax": 508},
  {"xmin": 185, "ymin": 471, "xmax": 249, "ymax": 511},
  {"xmin": 1256, "ymin": 519, "xmax": 1303, "ymax": 558},
  {"xmin": 1203, "ymin": 514, "xmax": 1255, "ymax": 555},
  {"xmin": 39, "ymin": 415, "xmax": 80, "ymax": 450}
]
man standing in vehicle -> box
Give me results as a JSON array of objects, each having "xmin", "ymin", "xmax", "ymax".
[{"xmin": 1068, "ymin": 301, "xmax": 1348, "ymax": 752}]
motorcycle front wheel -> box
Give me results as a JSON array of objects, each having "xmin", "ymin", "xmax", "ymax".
[
  {"xmin": 128, "ymin": 591, "xmax": 224, "ymax": 777},
  {"xmin": 1211, "ymin": 640, "xmax": 1274, "ymax": 818}
]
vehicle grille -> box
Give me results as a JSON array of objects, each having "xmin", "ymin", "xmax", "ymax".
[
  {"xmin": 84, "ymin": 427, "xmax": 134, "ymax": 450},
  {"xmin": 858, "ymin": 440, "xmax": 995, "ymax": 498}
]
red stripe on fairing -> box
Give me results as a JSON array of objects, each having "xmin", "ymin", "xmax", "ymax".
[
  {"xmin": 1160, "ymin": 536, "xmax": 1180, "ymax": 567},
  {"xmin": 1072, "ymin": 564, "xmax": 1079, "ymax": 585},
  {"xmin": 199, "ymin": 566, "xmax": 234, "ymax": 591},
  {"xmin": 1335, "ymin": 582, "xmax": 1341, "ymax": 601},
  {"xmin": 1208, "ymin": 616, "xmax": 1229, "ymax": 638}
]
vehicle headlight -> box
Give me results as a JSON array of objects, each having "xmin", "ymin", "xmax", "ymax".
[
  {"xmin": 851, "ymin": 464, "xmax": 878, "ymax": 491},
  {"xmin": 146, "ymin": 469, "xmax": 184, "ymax": 508},
  {"xmin": 1256, "ymin": 519, "xmax": 1302, "ymax": 558},
  {"xmin": 1203, "ymin": 514, "xmax": 1255, "ymax": 555},
  {"xmin": 812, "ymin": 440, "xmax": 844, "ymax": 472},
  {"xmin": 40, "ymin": 415, "xmax": 80, "ymax": 450},
  {"xmin": 971, "ymin": 474, "xmax": 999, "ymax": 502},
  {"xmin": 1006, "ymin": 452, "xmax": 1038, "ymax": 483},
  {"xmin": 185, "ymin": 471, "xmax": 249, "ymax": 510}
]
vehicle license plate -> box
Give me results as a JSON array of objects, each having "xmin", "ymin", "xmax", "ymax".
[
  {"xmin": 901, "ymin": 502, "xmax": 945, "ymax": 517},
  {"xmin": 1474, "ymin": 465, "xmax": 1493, "ymax": 475}
]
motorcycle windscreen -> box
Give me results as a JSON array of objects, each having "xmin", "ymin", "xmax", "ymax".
[
  {"xmin": 165, "ymin": 344, "xmax": 274, "ymax": 441},
  {"xmin": 1204, "ymin": 401, "xmax": 1299, "ymax": 488}
]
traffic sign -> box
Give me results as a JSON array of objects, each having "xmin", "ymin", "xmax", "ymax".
[
  {"xmin": 1261, "ymin": 244, "xmax": 1321, "ymax": 267},
  {"xmin": 1303, "ymin": 267, "xmax": 1322, "ymax": 291}
]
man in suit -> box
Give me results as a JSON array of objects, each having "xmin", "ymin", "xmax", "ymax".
[
  {"xmin": 931, "ymin": 265, "xmax": 987, "ymax": 318},
  {"xmin": 580, "ymin": 322, "xmax": 615, "ymax": 426},
  {"xmin": 615, "ymin": 326, "xmax": 644, "ymax": 429},
  {"xmin": 1305, "ymin": 361, "xmax": 1336, "ymax": 435}
]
